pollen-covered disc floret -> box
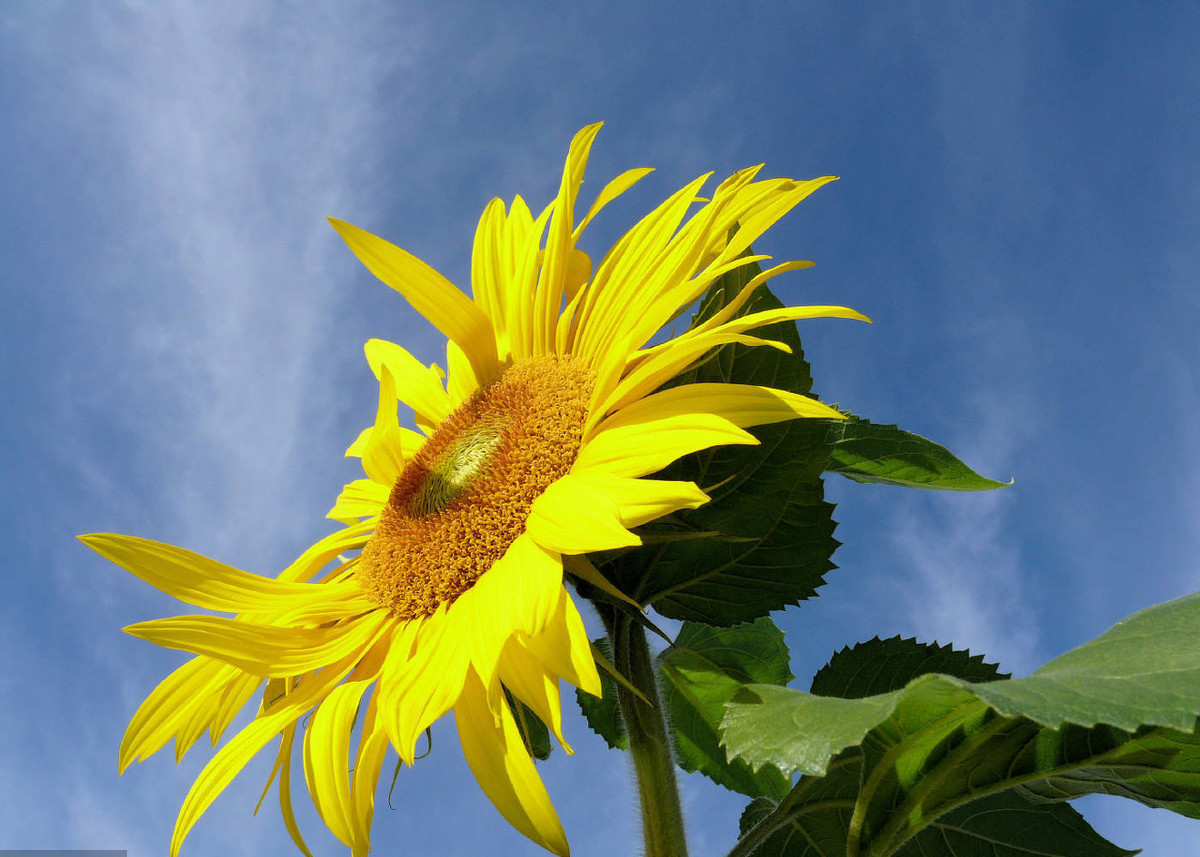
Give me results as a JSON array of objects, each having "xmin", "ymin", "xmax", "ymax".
[{"xmin": 357, "ymin": 355, "xmax": 595, "ymax": 618}]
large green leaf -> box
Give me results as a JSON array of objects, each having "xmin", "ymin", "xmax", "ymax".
[
  {"xmin": 659, "ymin": 618, "xmax": 792, "ymax": 798},
  {"xmin": 811, "ymin": 636, "xmax": 1008, "ymax": 699},
  {"xmin": 894, "ymin": 791, "xmax": 1136, "ymax": 857},
  {"xmin": 602, "ymin": 257, "xmax": 840, "ymax": 625},
  {"xmin": 736, "ymin": 785, "xmax": 1134, "ymax": 857},
  {"xmin": 721, "ymin": 592, "xmax": 1200, "ymax": 857},
  {"xmin": 735, "ymin": 754, "xmax": 862, "ymax": 857},
  {"xmin": 823, "ymin": 416, "xmax": 1009, "ymax": 491}
]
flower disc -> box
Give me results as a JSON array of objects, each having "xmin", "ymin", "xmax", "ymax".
[{"xmin": 358, "ymin": 355, "xmax": 594, "ymax": 618}]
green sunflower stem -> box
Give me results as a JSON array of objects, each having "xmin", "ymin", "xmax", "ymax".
[{"xmin": 603, "ymin": 608, "xmax": 690, "ymax": 857}]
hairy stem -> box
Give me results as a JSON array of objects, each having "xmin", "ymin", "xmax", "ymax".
[{"xmin": 604, "ymin": 608, "xmax": 689, "ymax": 857}]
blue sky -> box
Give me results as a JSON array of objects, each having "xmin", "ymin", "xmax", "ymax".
[{"xmin": 2, "ymin": 2, "xmax": 1198, "ymax": 855}]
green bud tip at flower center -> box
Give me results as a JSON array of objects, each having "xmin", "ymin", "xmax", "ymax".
[{"xmin": 408, "ymin": 422, "xmax": 504, "ymax": 517}]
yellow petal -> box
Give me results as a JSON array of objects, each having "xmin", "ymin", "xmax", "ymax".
[
  {"xmin": 208, "ymin": 671, "xmax": 263, "ymax": 746},
  {"xmin": 278, "ymin": 519, "xmax": 375, "ymax": 583},
  {"xmin": 506, "ymin": 203, "xmax": 553, "ymax": 361},
  {"xmin": 445, "ymin": 338, "xmax": 479, "ymax": 407},
  {"xmin": 719, "ymin": 176, "xmax": 838, "ymax": 262},
  {"xmin": 377, "ymin": 610, "xmax": 470, "ymax": 763},
  {"xmin": 526, "ymin": 473, "xmax": 642, "ymax": 555},
  {"xmin": 497, "ymin": 639, "xmax": 570, "ymax": 752},
  {"xmin": 472, "ymin": 197, "xmax": 510, "ymax": 350},
  {"xmin": 455, "ymin": 669, "xmax": 569, "ymax": 856},
  {"xmin": 573, "ymin": 166, "xmax": 654, "ymax": 239},
  {"xmin": 169, "ymin": 648, "xmax": 363, "ymax": 856},
  {"xmin": 585, "ymin": 471, "xmax": 710, "ymax": 528},
  {"xmin": 80, "ymin": 533, "xmax": 342, "ymax": 614},
  {"xmin": 344, "ymin": 424, "xmax": 372, "ymax": 458},
  {"xmin": 573, "ymin": 172, "xmax": 712, "ymax": 363},
  {"xmin": 578, "ymin": 382, "xmax": 845, "ymax": 477},
  {"xmin": 329, "ymin": 218, "xmax": 499, "ymax": 384},
  {"xmin": 598, "ymin": 331, "xmax": 788, "ymax": 417},
  {"xmin": 361, "ymin": 366, "xmax": 408, "ymax": 485},
  {"xmin": 520, "ymin": 589, "xmax": 602, "ymax": 698},
  {"xmin": 562, "ymin": 553, "xmax": 642, "ymax": 611},
  {"xmin": 453, "ymin": 533, "xmax": 564, "ymax": 689},
  {"xmin": 364, "ymin": 338, "xmax": 452, "ymax": 432},
  {"xmin": 682, "ymin": 261, "xmax": 815, "ymax": 335},
  {"xmin": 536, "ymin": 122, "xmax": 601, "ymax": 354},
  {"xmin": 125, "ymin": 611, "xmax": 385, "ymax": 677},
  {"xmin": 277, "ymin": 725, "xmax": 316, "ymax": 857},
  {"xmin": 326, "ymin": 478, "xmax": 391, "ymax": 523},
  {"xmin": 303, "ymin": 679, "xmax": 374, "ymax": 847},
  {"xmin": 119, "ymin": 655, "xmax": 231, "ymax": 772},
  {"xmin": 350, "ymin": 696, "xmax": 390, "ymax": 855},
  {"xmin": 576, "ymin": 413, "xmax": 757, "ymax": 480}
]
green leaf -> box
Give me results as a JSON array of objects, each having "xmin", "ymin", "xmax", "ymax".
[
  {"xmin": 575, "ymin": 638, "xmax": 628, "ymax": 750},
  {"xmin": 736, "ymin": 785, "xmax": 1133, "ymax": 857},
  {"xmin": 505, "ymin": 688, "xmax": 552, "ymax": 761},
  {"xmin": 893, "ymin": 791, "xmax": 1137, "ymax": 857},
  {"xmin": 721, "ymin": 592, "xmax": 1200, "ymax": 856},
  {"xmin": 659, "ymin": 618, "xmax": 793, "ymax": 798},
  {"xmin": 602, "ymin": 255, "xmax": 840, "ymax": 625},
  {"xmin": 824, "ymin": 415, "xmax": 1009, "ymax": 491},
  {"xmin": 734, "ymin": 755, "xmax": 862, "ymax": 857},
  {"xmin": 811, "ymin": 636, "xmax": 1008, "ymax": 699}
]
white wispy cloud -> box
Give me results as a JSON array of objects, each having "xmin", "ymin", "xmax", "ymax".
[
  {"xmin": 52, "ymin": 1, "xmax": 420, "ymax": 560},
  {"xmin": 7, "ymin": 3, "xmax": 420, "ymax": 854}
]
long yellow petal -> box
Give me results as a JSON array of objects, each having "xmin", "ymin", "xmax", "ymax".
[
  {"xmin": 520, "ymin": 589, "xmax": 602, "ymax": 698},
  {"xmin": 169, "ymin": 648, "xmax": 363, "ymax": 856},
  {"xmin": 498, "ymin": 639, "xmax": 570, "ymax": 751},
  {"xmin": 364, "ymin": 338, "xmax": 452, "ymax": 432},
  {"xmin": 574, "ymin": 172, "xmax": 712, "ymax": 363},
  {"xmin": 453, "ymin": 533, "xmax": 564, "ymax": 689},
  {"xmin": 537, "ymin": 122, "xmax": 601, "ymax": 355},
  {"xmin": 582, "ymin": 471, "xmax": 710, "ymax": 528},
  {"xmin": 119, "ymin": 655, "xmax": 231, "ymax": 772},
  {"xmin": 682, "ymin": 260, "xmax": 815, "ymax": 336},
  {"xmin": 598, "ymin": 331, "xmax": 790, "ymax": 418},
  {"xmin": 208, "ymin": 671, "xmax": 263, "ymax": 746},
  {"xmin": 577, "ymin": 383, "xmax": 845, "ymax": 477},
  {"xmin": 329, "ymin": 218, "xmax": 499, "ymax": 384},
  {"xmin": 125, "ymin": 611, "xmax": 385, "ymax": 677},
  {"xmin": 573, "ymin": 166, "xmax": 654, "ymax": 240},
  {"xmin": 350, "ymin": 696, "xmax": 390, "ymax": 856},
  {"xmin": 276, "ymin": 725, "xmax": 316, "ymax": 857},
  {"xmin": 326, "ymin": 478, "xmax": 390, "ymax": 523},
  {"xmin": 507, "ymin": 204, "xmax": 553, "ymax": 361},
  {"xmin": 719, "ymin": 176, "xmax": 838, "ymax": 262},
  {"xmin": 455, "ymin": 669, "xmax": 569, "ymax": 857},
  {"xmin": 303, "ymin": 679, "xmax": 374, "ymax": 847},
  {"xmin": 526, "ymin": 473, "xmax": 642, "ymax": 555},
  {"xmin": 377, "ymin": 610, "xmax": 470, "ymax": 763},
  {"xmin": 361, "ymin": 366, "xmax": 408, "ymax": 485},
  {"xmin": 80, "ymin": 534, "xmax": 343, "ymax": 614},
  {"xmin": 471, "ymin": 197, "xmax": 510, "ymax": 344},
  {"xmin": 278, "ymin": 519, "xmax": 375, "ymax": 583},
  {"xmin": 576, "ymin": 418, "xmax": 757, "ymax": 481}
]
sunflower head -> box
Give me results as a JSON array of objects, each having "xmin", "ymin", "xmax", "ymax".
[{"xmin": 83, "ymin": 122, "xmax": 867, "ymax": 857}]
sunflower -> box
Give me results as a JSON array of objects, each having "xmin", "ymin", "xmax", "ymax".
[{"xmin": 81, "ymin": 123, "xmax": 867, "ymax": 856}]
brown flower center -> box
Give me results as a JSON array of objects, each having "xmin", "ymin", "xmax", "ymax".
[{"xmin": 357, "ymin": 355, "xmax": 594, "ymax": 619}]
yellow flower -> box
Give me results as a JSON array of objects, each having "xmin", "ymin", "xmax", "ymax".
[{"xmin": 81, "ymin": 123, "xmax": 868, "ymax": 856}]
